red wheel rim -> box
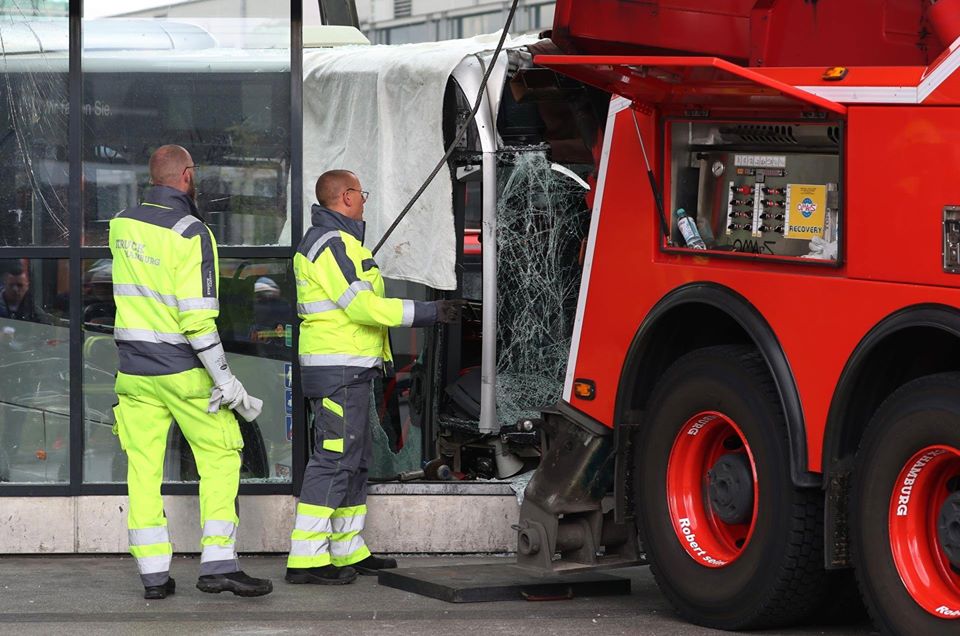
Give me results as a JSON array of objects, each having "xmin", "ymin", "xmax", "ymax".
[
  {"xmin": 666, "ymin": 411, "xmax": 758, "ymax": 568},
  {"xmin": 888, "ymin": 445, "xmax": 960, "ymax": 619}
]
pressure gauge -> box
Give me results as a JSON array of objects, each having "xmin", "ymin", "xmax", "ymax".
[{"xmin": 711, "ymin": 161, "xmax": 725, "ymax": 177}]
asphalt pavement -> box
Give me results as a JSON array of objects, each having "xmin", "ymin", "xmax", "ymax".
[{"xmin": 0, "ymin": 555, "xmax": 878, "ymax": 635}]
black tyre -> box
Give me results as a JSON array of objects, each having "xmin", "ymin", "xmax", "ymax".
[
  {"xmin": 850, "ymin": 373, "xmax": 960, "ymax": 636},
  {"xmin": 635, "ymin": 345, "xmax": 826, "ymax": 630}
]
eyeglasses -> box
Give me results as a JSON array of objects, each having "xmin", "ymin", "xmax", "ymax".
[
  {"xmin": 182, "ymin": 165, "xmax": 199, "ymax": 176},
  {"xmin": 345, "ymin": 188, "xmax": 369, "ymax": 202}
]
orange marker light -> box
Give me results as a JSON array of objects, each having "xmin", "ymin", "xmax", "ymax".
[
  {"xmin": 823, "ymin": 67, "xmax": 848, "ymax": 82},
  {"xmin": 573, "ymin": 379, "xmax": 596, "ymax": 400}
]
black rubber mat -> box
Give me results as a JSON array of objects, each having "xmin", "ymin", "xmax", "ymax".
[{"xmin": 377, "ymin": 563, "xmax": 631, "ymax": 603}]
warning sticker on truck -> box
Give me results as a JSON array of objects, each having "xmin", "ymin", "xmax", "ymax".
[{"xmin": 783, "ymin": 184, "xmax": 826, "ymax": 240}]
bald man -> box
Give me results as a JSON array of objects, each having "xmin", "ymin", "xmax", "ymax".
[
  {"xmin": 286, "ymin": 170, "xmax": 463, "ymax": 584},
  {"xmin": 109, "ymin": 145, "xmax": 272, "ymax": 599}
]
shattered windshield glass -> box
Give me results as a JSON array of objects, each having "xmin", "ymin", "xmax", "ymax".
[{"xmin": 495, "ymin": 152, "xmax": 589, "ymax": 426}]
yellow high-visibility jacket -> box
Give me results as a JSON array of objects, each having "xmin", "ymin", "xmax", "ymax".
[
  {"xmin": 109, "ymin": 186, "xmax": 222, "ymax": 376},
  {"xmin": 294, "ymin": 205, "xmax": 437, "ymax": 392}
]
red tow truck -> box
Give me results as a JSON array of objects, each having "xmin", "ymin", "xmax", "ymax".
[{"xmin": 509, "ymin": 1, "xmax": 960, "ymax": 633}]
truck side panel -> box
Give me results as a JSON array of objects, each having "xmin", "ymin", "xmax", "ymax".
[{"xmin": 566, "ymin": 101, "xmax": 960, "ymax": 474}]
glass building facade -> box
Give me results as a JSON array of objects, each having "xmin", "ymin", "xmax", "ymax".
[{"xmin": 0, "ymin": 0, "xmax": 425, "ymax": 496}]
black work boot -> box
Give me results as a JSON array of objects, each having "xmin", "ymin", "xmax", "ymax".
[
  {"xmin": 285, "ymin": 565, "xmax": 357, "ymax": 585},
  {"xmin": 196, "ymin": 571, "xmax": 273, "ymax": 597},
  {"xmin": 143, "ymin": 577, "xmax": 176, "ymax": 600},
  {"xmin": 352, "ymin": 555, "xmax": 398, "ymax": 575}
]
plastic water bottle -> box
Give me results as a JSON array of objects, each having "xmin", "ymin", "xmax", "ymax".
[{"xmin": 675, "ymin": 208, "xmax": 707, "ymax": 250}]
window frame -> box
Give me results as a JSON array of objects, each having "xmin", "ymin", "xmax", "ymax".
[{"xmin": 0, "ymin": 0, "xmax": 308, "ymax": 497}]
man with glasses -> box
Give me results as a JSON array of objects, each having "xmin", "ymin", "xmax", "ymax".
[
  {"xmin": 109, "ymin": 144, "xmax": 272, "ymax": 599},
  {"xmin": 286, "ymin": 169, "xmax": 464, "ymax": 585}
]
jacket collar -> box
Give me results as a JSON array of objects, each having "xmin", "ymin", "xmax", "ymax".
[
  {"xmin": 143, "ymin": 185, "xmax": 199, "ymax": 217},
  {"xmin": 311, "ymin": 204, "xmax": 365, "ymax": 243}
]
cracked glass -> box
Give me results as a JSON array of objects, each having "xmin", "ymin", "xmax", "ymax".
[
  {"xmin": 0, "ymin": 1, "xmax": 70, "ymax": 246},
  {"xmin": 496, "ymin": 152, "xmax": 589, "ymax": 427}
]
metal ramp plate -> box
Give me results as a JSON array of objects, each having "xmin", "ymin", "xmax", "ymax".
[{"xmin": 377, "ymin": 563, "xmax": 631, "ymax": 603}]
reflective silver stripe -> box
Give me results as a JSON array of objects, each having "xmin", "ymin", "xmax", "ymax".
[
  {"xmin": 136, "ymin": 554, "xmax": 172, "ymax": 575},
  {"xmin": 129, "ymin": 526, "xmax": 169, "ymax": 546},
  {"xmin": 299, "ymin": 354, "xmax": 382, "ymax": 368},
  {"xmin": 115, "ymin": 328, "xmax": 188, "ymax": 345},
  {"xmin": 178, "ymin": 297, "xmax": 220, "ymax": 312},
  {"xmin": 289, "ymin": 538, "xmax": 329, "ymax": 557},
  {"xmin": 202, "ymin": 520, "xmax": 236, "ymax": 540},
  {"xmin": 331, "ymin": 514, "xmax": 365, "ymax": 534},
  {"xmin": 329, "ymin": 535, "xmax": 366, "ymax": 557},
  {"xmin": 295, "ymin": 514, "xmax": 333, "ymax": 535},
  {"xmin": 113, "ymin": 284, "xmax": 177, "ymax": 308},
  {"xmin": 172, "ymin": 215, "xmax": 200, "ymax": 236},
  {"xmin": 306, "ymin": 230, "xmax": 342, "ymax": 262},
  {"xmin": 200, "ymin": 544, "xmax": 237, "ymax": 563},
  {"xmin": 188, "ymin": 332, "xmax": 221, "ymax": 349},
  {"xmin": 297, "ymin": 300, "xmax": 338, "ymax": 315},
  {"xmin": 400, "ymin": 299, "xmax": 415, "ymax": 327},
  {"xmin": 336, "ymin": 280, "xmax": 373, "ymax": 309}
]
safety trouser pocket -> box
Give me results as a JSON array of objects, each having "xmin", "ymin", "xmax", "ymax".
[
  {"xmin": 320, "ymin": 397, "xmax": 344, "ymax": 453},
  {"xmin": 112, "ymin": 404, "xmax": 128, "ymax": 451},
  {"xmin": 220, "ymin": 415, "xmax": 245, "ymax": 451}
]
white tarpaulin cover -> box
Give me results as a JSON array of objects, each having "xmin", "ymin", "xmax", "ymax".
[{"xmin": 293, "ymin": 33, "xmax": 536, "ymax": 290}]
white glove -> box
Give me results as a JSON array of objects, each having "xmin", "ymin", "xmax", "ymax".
[
  {"xmin": 208, "ymin": 376, "xmax": 263, "ymax": 421},
  {"xmin": 197, "ymin": 342, "xmax": 263, "ymax": 421}
]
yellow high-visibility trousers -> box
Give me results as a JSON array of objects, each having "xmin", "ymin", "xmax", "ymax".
[{"xmin": 113, "ymin": 368, "xmax": 244, "ymax": 586}]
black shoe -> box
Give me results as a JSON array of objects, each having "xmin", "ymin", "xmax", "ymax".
[
  {"xmin": 285, "ymin": 565, "xmax": 357, "ymax": 585},
  {"xmin": 353, "ymin": 555, "xmax": 398, "ymax": 575},
  {"xmin": 196, "ymin": 571, "xmax": 273, "ymax": 597},
  {"xmin": 144, "ymin": 577, "xmax": 176, "ymax": 600}
]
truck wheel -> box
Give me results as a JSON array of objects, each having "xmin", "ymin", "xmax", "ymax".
[
  {"xmin": 635, "ymin": 345, "xmax": 825, "ymax": 630},
  {"xmin": 851, "ymin": 373, "xmax": 960, "ymax": 634}
]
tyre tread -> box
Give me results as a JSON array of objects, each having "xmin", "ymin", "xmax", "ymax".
[
  {"xmin": 641, "ymin": 345, "xmax": 826, "ymax": 630},
  {"xmin": 849, "ymin": 372, "xmax": 960, "ymax": 636}
]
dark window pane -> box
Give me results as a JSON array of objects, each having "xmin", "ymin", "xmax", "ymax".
[
  {"xmin": 369, "ymin": 278, "xmax": 427, "ymax": 479},
  {"xmin": 0, "ymin": 258, "xmax": 70, "ymax": 483}
]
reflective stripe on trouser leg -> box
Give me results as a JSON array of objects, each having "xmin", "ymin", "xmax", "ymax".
[
  {"xmin": 199, "ymin": 519, "xmax": 239, "ymax": 575},
  {"xmin": 128, "ymin": 525, "xmax": 173, "ymax": 587},
  {"xmin": 330, "ymin": 504, "xmax": 371, "ymax": 566},
  {"xmin": 331, "ymin": 390, "xmax": 374, "ymax": 567},
  {"xmin": 287, "ymin": 502, "xmax": 334, "ymax": 568},
  {"xmin": 114, "ymin": 387, "xmax": 175, "ymax": 587},
  {"xmin": 296, "ymin": 368, "xmax": 376, "ymax": 567},
  {"xmin": 159, "ymin": 369, "xmax": 244, "ymax": 576}
]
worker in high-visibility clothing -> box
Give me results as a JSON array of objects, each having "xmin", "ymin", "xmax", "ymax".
[
  {"xmin": 110, "ymin": 145, "xmax": 273, "ymax": 599},
  {"xmin": 286, "ymin": 170, "xmax": 463, "ymax": 585}
]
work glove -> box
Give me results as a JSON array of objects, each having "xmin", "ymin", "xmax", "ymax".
[
  {"xmin": 197, "ymin": 342, "xmax": 264, "ymax": 421},
  {"xmin": 209, "ymin": 376, "xmax": 263, "ymax": 422},
  {"xmin": 436, "ymin": 299, "xmax": 468, "ymax": 324}
]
